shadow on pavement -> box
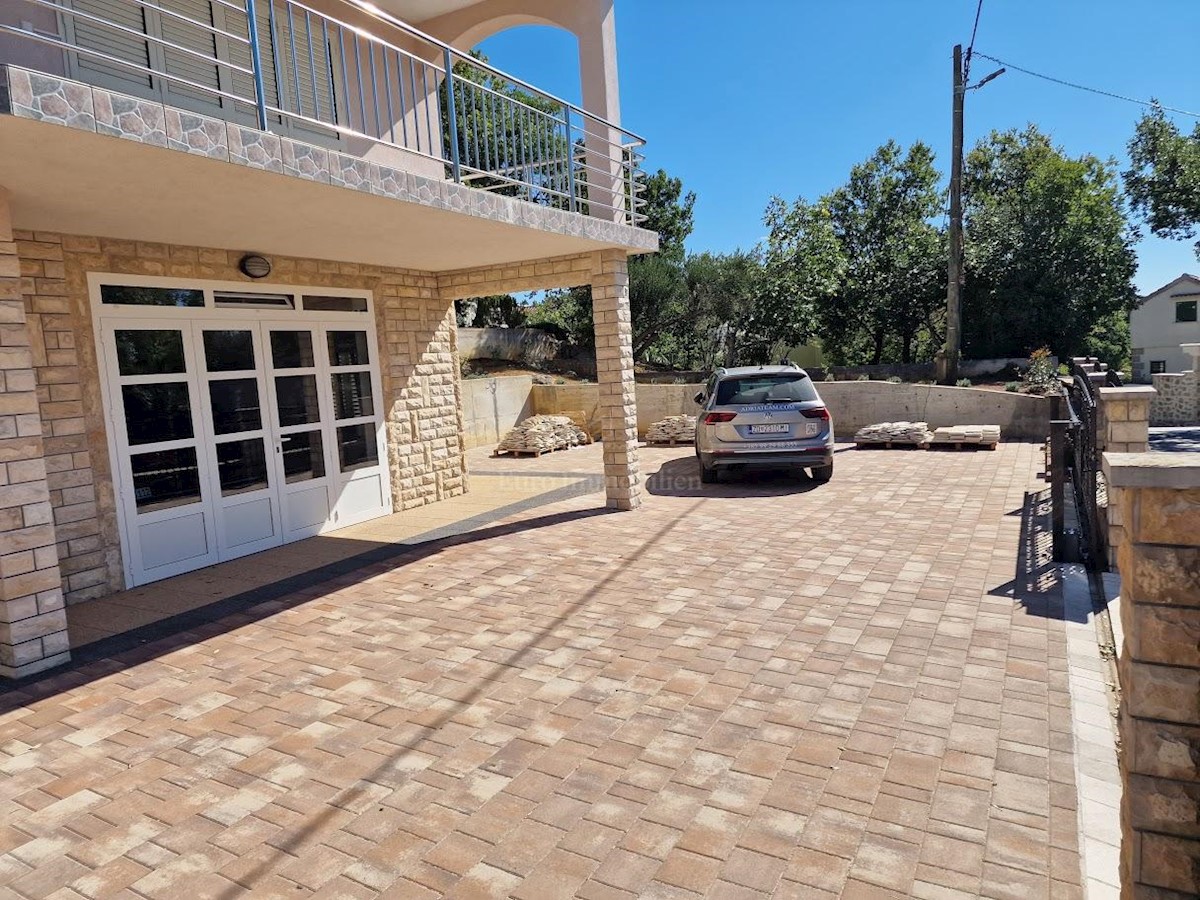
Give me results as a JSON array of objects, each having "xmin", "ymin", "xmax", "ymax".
[
  {"xmin": 645, "ymin": 455, "xmax": 823, "ymax": 498},
  {"xmin": 988, "ymin": 487, "xmax": 1081, "ymax": 622}
]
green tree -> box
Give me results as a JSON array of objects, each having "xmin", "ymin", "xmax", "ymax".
[
  {"xmin": 455, "ymin": 295, "xmax": 525, "ymax": 328},
  {"xmin": 962, "ymin": 126, "xmax": 1138, "ymax": 365},
  {"xmin": 757, "ymin": 198, "xmax": 844, "ymax": 362},
  {"xmin": 530, "ymin": 167, "xmax": 698, "ymax": 358},
  {"xmin": 821, "ymin": 140, "xmax": 946, "ymax": 364},
  {"xmin": 639, "ymin": 169, "xmax": 696, "ymax": 260},
  {"xmin": 681, "ymin": 250, "xmax": 765, "ymax": 368},
  {"xmin": 442, "ymin": 51, "xmax": 569, "ymax": 205},
  {"xmin": 1125, "ymin": 105, "xmax": 1200, "ymax": 260}
]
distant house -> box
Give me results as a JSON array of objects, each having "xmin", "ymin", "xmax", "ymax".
[{"xmin": 1131, "ymin": 274, "xmax": 1200, "ymax": 381}]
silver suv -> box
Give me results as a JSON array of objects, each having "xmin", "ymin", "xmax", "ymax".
[{"xmin": 693, "ymin": 364, "xmax": 834, "ymax": 484}]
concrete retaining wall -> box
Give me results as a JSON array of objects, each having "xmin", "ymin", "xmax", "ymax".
[
  {"xmin": 468, "ymin": 376, "xmax": 1053, "ymax": 446},
  {"xmin": 531, "ymin": 382, "xmax": 702, "ymax": 438},
  {"xmin": 817, "ymin": 381, "xmax": 1052, "ymax": 441},
  {"xmin": 460, "ymin": 376, "xmax": 534, "ymax": 450}
]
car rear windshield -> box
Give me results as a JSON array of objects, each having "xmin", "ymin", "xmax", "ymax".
[{"xmin": 715, "ymin": 373, "xmax": 819, "ymax": 405}]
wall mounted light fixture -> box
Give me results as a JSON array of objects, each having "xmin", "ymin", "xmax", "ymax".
[{"xmin": 239, "ymin": 254, "xmax": 272, "ymax": 279}]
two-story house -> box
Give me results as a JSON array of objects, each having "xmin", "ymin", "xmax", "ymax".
[
  {"xmin": 0, "ymin": 0, "xmax": 657, "ymax": 677},
  {"xmin": 1131, "ymin": 273, "xmax": 1200, "ymax": 381}
]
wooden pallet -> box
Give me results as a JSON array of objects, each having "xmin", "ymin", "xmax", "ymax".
[
  {"xmin": 645, "ymin": 438, "xmax": 693, "ymax": 447},
  {"xmin": 855, "ymin": 441, "xmax": 929, "ymax": 450},
  {"xmin": 928, "ymin": 441, "xmax": 999, "ymax": 451},
  {"xmin": 492, "ymin": 444, "xmax": 577, "ymax": 458}
]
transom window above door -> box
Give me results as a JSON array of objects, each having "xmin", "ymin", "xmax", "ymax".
[{"xmin": 92, "ymin": 276, "xmax": 389, "ymax": 589}]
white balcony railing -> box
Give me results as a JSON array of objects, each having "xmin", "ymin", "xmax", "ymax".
[{"xmin": 2, "ymin": 0, "xmax": 647, "ymax": 225}]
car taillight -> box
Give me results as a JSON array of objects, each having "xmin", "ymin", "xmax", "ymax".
[
  {"xmin": 704, "ymin": 412, "xmax": 737, "ymax": 424},
  {"xmin": 801, "ymin": 407, "xmax": 831, "ymax": 420}
]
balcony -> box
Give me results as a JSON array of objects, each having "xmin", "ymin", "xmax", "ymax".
[{"xmin": 0, "ymin": 0, "xmax": 652, "ymax": 269}]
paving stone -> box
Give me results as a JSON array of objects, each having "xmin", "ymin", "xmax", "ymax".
[{"xmin": 0, "ymin": 444, "xmax": 1086, "ymax": 898}]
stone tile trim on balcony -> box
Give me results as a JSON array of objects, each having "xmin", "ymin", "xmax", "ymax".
[
  {"xmin": 0, "ymin": 65, "xmax": 658, "ymax": 255},
  {"xmin": 0, "ymin": 193, "xmax": 71, "ymax": 678},
  {"xmin": 1102, "ymin": 452, "xmax": 1200, "ymax": 899}
]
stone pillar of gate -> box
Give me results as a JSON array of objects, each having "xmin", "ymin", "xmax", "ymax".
[
  {"xmin": 1103, "ymin": 452, "xmax": 1200, "ymax": 899},
  {"xmin": 0, "ymin": 188, "xmax": 71, "ymax": 678},
  {"xmin": 1098, "ymin": 385, "xmax": 1156, "ymax": 567},
  {"xmin": 590, "ymin": 249, "xmax": 641, "ymax": 510}
]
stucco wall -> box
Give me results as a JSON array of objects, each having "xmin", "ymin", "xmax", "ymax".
[
  {"xmin": 461, "ymin": 375, "xmax": 534, "ymax": 449},
  {"xmin": 1131, "ymin": 281, "xmax": 1200, "ymax": 381}
]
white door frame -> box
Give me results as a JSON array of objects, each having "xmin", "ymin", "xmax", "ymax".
[{"xmin": 89, "ymin": 273, "xmax": 393, "ymax": 589}]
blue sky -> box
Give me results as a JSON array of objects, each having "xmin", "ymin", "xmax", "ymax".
[{"xmin": 479, "ymin": 0, "xmax": 1200, "ymax": 295}]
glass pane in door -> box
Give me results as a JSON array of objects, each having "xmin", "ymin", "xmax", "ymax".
[
  {"xmin": 270, "ymin": 331, "xmax": 315, "ymax": 368},
  {"xmin": 203, "ymin": 330, "xmax": 256, "ymax": 371},
  {"xmin": 122, "ymin": 383, "xmax": 193, "ymax": 444},
  {"xmin": 216, "ymin": 439, "xmax": 269, "ymax": 495},
  {"xmin": 130, "ymin": 447, "xmax": 201, "ymax": 511},
  {"xmin": 327, "ymin": 331, "xmax": 369, "ymax": 366},
  {"xmin": 275, "ymin": 375, "xmax": 321, "ymax": 426},
  {"xmin": 115, "ymin": 329, "xmax": 186, "ymax": 375},
  {"xmin": 281, "ymin": 431, "xmax": 325, "ymax": 482},
  {"xmin": 209, "ymin": 379, "xmax": 263, "ymax": 434},
  {"xmin": 331, "ymin": 372, "xmax": 374, "ymax": 419},
  {"xmin": 336, "ymin": 423, "xmax": 378, "ymax": 471}
]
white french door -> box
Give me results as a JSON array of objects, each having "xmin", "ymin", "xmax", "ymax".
[{"xmin": 100, "ymin": 314, "xmax": 390, "ymax": 587}]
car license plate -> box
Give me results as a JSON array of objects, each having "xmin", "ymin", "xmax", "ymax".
[{"xmin": 749, "ymin": 424, "xmax": 789, "ymax": 434}]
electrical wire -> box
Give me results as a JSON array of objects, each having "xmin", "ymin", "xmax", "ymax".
[
  {"xmin": 964, "ymin": 0, "xmax": 985, "ymax": 80},
  {"xmin": 974, "ymin": 52, "xmax": 1200, "ymax": 119}
]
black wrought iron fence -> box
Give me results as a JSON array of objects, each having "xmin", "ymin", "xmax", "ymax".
[{"xmin": 1049, "ymin": 358, "xmax": 1107, "ymax": 568}]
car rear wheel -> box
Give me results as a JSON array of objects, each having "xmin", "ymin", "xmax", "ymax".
[
  {"xmin": 810, "ymin": 463, "xmax": 833, "ymax": 483},
  {"xmin": 699, "ymin": 458, "xmax": 718, "ymax": 483}
]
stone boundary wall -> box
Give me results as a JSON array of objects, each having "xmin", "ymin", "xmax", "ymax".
[
  {"xmin": 13, "ymin": 232, "xmax": 466, "ymax": 604},
  {"xmin": 1150, "ymin": 371, "xmax": 1199, "ymax": 426},
  {"xmin": 458, "ymin": 328, "xmax": 561, "ymax": 366},
  {"xmin": 812, "ymin": 357, "xmax": 1047, "ymax": 382}
]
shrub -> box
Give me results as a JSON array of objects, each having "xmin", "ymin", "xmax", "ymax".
[
  {"xmin": 886, "ymin": 375, "xmax": 902, "ymax": 383},
  {"xmin": 857, "ymin": 374, "xmax": 870, "ymax": 381},
  {"xmin": 1022, "ymin": 347, "xmax": 1060, "ymax": 395},
  {"xmin": 956, "ymin": 378, "xmax": 973, "ymax": 387},
  {"xmin": 1005, "ymin": 381, "xmax": 1020, "ymax": 392},
  {"xmin": 824, "ymin": 373, "xmax": 836, "ymax": 382}
]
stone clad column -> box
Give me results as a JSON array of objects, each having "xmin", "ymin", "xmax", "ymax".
[
  {"xmin": 0, "ymin": 188, "xmax": 70, "ymax": 678},
  {"xmin": 591, "ymin": 249, "xmax": 641, "ymax": 510},
  {"xmin": 1103, "ymin": 452, "xmax": 1200, "ymax": 898},
  {"xmin": 1098, "ymin": 385, "xmax": 1157, "ymax": 566}
]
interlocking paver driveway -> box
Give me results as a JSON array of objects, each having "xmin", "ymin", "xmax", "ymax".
[{"xmin": 0, "ymin": 444, "xmax": 1081, "ymax": 899}]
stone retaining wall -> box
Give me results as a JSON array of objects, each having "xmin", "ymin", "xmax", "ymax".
[{"xmin": 1150, "ymin": 371, "xmax": 1199, "ymax": 426}]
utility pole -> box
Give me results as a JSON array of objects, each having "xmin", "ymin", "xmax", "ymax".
[{"xmin": 937, "ymin": 43, "xmax": 965, "ymax": 385}]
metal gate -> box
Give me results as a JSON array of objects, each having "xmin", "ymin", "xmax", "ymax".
[{"xmin": 1050, "ymin": 358, "xmax": 1122, "ymax": 569}]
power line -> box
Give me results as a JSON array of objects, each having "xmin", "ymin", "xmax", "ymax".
[
  {"xmin": 974, "ymin": 52, "xmax": 1200, "ymax": 119},
  {"xmin": 964, "ymin": 0, "xmax": 985, "ymax": 80}
]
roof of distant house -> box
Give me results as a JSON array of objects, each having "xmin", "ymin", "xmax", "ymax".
[{"xmin": 1140, "ymin": 273, "xmax": 1200, "ymax": 303}]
